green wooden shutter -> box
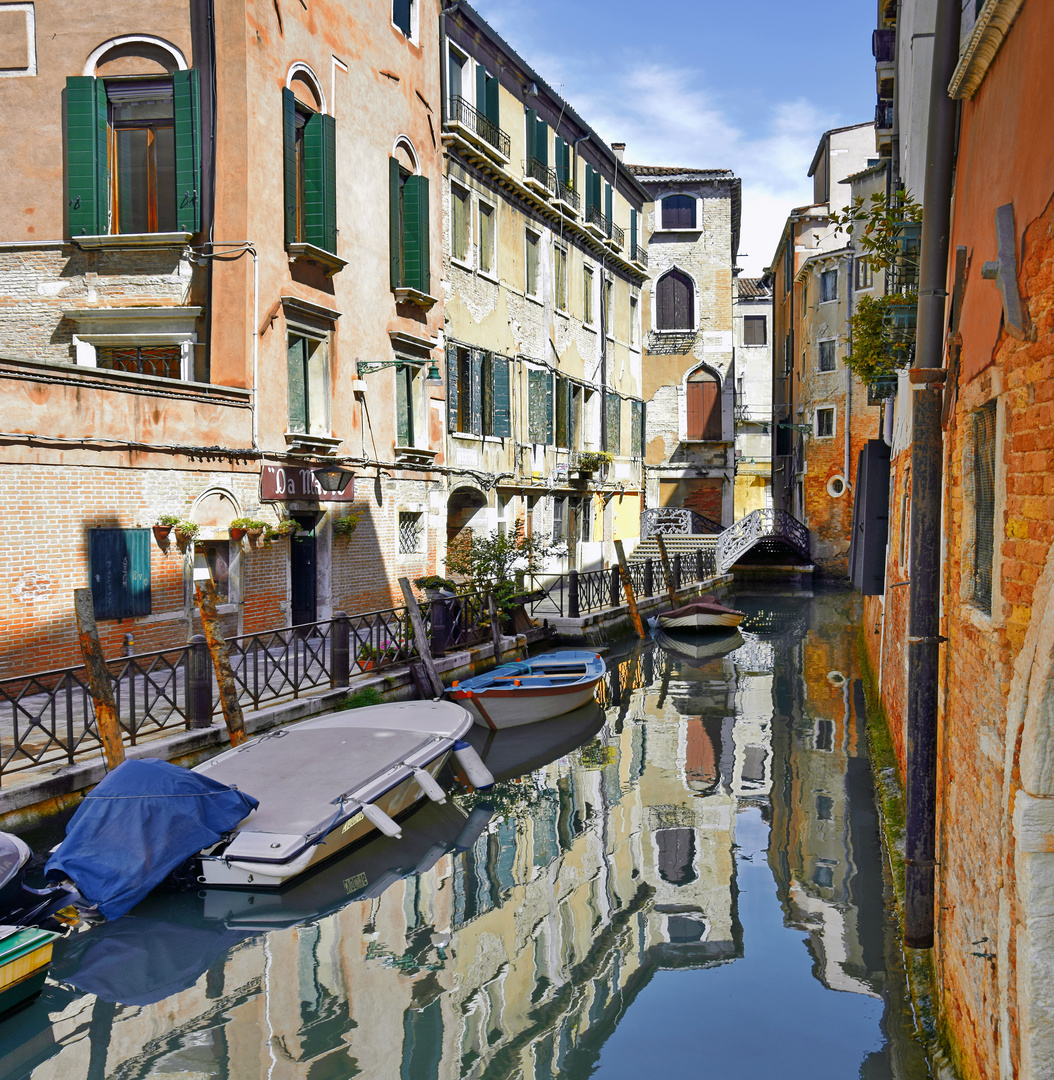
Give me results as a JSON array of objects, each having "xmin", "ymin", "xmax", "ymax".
[
  {"xmin": 402, "ymin": 174, "xmax": 430, "ymax": 294},
  {"xmin": 303, "ymin": 111, "xmax": 336, "ymax": 253},
  {"xmin": 525, "ymin": 108, "xmax": 537, "ymax": 160},
  {"xmin": 66, "ymin": 76, "xmax": 107, "ymax": 236},
  {"xmin": 605, "ymin": 181, "xmax": 613, "ymax": 236},
  {"xmin": 485, "ymin": 72, "xmax": 499, "ymax": 126},
  {"xmin": 389, "ymin": 157, "xmax": 403, "ymax": 288},
  {"xmin": 554, "ymin": 135, "xmax": 566, "ymax": 187},
  {"xmin": 569, "ymin": 385, "xmax": 580, "ymax": 449},
  {"xmin": 287, "ymin": 335, "xmax": 307, "ymax": 432},
  {"xmin": 492, "ymin": 356, "xmax": 511, "ymax": 437},
  {"xmin": 585, "ymin": 163, "xmax": 595, "ymax": 212},
  {"xmin": 606, "ymin": 393, "xmax": 621, "ymax": 454},
  {"xmin": 173, "ymin": 69, "xmax": 201, "ymax": 233},
  {"xmin": 283, "ymin": 89, "xmax": 297, "ymax": 246},
  {"xmin": 469, "ymin": 349, "xmax": 484, "ymax": 435},
  {"xmin": 535, "ymin": 118, "xmax": 548, "ymax": 167},
  {"xmin": 476, "ymin": 63, "xmax": 487, "ymax": 115},
  {"xmin": 90, "ymin": 528, "xmax": 151, "ymax": 620},
  {"xmin": 555, "ymin": 376, "xmax": 568, "ymax": 448},
  {"xmin": 396, "ymin": 365, "xmax": 411, "ymax": 444},
  {"xmin": 446, "ymin": 342, "xmax": 459, "ymax": 433},
  {"xmin": 630, "ymin": 208, "xmax": 638, "ymax": 259}
]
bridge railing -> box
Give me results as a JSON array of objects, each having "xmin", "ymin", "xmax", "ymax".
[
  {"xmin": 715, "ymin": 508, "xmax": 810, "ymax": 571},
  {"xmin": 640, "ymin": 507, "xmax": 723, "ymax": 538}
]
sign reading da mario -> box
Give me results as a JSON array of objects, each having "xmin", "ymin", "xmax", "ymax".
[{"xmin": 261, "ymin": 465, "xmax": 355, "ymax": 502}]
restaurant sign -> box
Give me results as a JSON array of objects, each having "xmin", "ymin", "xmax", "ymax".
[{"xmin": 261, "ymin": 464, "xmax": 355, "ymax": 502}]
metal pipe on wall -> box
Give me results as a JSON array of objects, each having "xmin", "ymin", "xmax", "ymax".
[{"xmin": 904, "ymin": 0, "xmax": 961, "ymax": 951}]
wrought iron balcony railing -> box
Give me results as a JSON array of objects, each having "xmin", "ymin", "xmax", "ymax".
[
  {"xmin": 875, "ymin": 101, "xmax": 894, "ymax": 130},
  {"xmin": 555, "ymin": 181, "xmax": 580, "ymax": 211},
  {"xmin": 448, "ymin": 95, "xmax": 511, "ymax": 158},
  {"xmin": 524, "ymin": 156, "xmax": 557, "ymax": 194},
  {"xmin": 872, "ymin": 28, "xmax": 895, "ymax": 63},
  {"xmin": 609, "ymin": 221, "xmax": 625, "ymax": 250},
  {"xmin": 630, "ymin": 241, "xmax": 648, "ymax": 268},
  {"xmin": 587, "ymin": 205, "xmax": 611, "ymax": 236}
]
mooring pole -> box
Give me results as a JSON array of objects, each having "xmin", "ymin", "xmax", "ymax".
[
  {"xmin": 399, "ymin": 577, "xmax": 444, "ymax": 698},
  {"xmin": 195, "ymin": 581, "xmax": 247, "ymax": 747},
  {"xmin": 73, "ymin": 588, "xmax": 125, "ymax": 770},
  {"xmin": 655, "ymin": 536, "xmax": 679, "ymax": 607},
  {"xmin": 614, "ymin": 540, "xmax": 645, "ymax": 639},
  {"xmin": 486, "ymin": 592, "xmax": 505, "ymax": 664}
]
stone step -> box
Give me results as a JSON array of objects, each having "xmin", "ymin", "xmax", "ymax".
[{"xmin": 630, "ymin": 535, "xmax": 719, "ymax": 563}]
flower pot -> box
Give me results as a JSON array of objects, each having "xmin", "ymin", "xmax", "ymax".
[
  {"xmin": 153, "ymin": 525, "xmax": 172, "ymax": 545},
  {"xmin": 174, "ymin": 528, "xmax": 197, "ymax": 551},
  {"xmin": 358, "ymin": 659, "xmax": 374, "ymax": 671},
  {"xmin": 229, "ymin": 527, "xmax": 246, "ymax": 541},
  {"xmin": 246, "ymin": 528, "xmax": 264, "ymax": 543}
]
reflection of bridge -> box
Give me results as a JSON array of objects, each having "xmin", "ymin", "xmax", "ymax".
[{"xmin": 640, "ymin": 507, "xmax": 810, "ymax": 574}]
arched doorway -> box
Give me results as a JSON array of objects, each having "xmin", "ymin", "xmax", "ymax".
[{"xmin": 446, "ymin": 486, "xmax": 487, "ymax": 549}]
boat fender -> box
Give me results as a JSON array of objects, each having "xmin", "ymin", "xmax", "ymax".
[
  {"xmin": 453, "ymin": 804, "xmax": 494, "ymax": 851},
  {"xmin": 360, "ymin": 802, "xmax": 403, "ymax": 838},
  {"xmin": 452, "ymin": 740, "xmax": 495, "ymax": 790},
  {"xmin": 412, "ymin": 766, "xmax": 447, "ymax": 804}
]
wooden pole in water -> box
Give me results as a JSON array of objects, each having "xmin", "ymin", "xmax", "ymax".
[
  {"xmin": 486, "ymin": 592, "xmax": 505, "ymax": 663},
  {"xmin": 613, "ymin": 540, "xmax": 645, "ymax": 639},
  {"xmin": 398, "ymin": 577, "xmax": 444, "ymax": 697},
  {"xmin": 73, "ymin": 588, "xmax": 126, "ymax": 770},
  {"xmin": 195, "ymin": 581, "xmax": 247, "ymax": 746},
  {"xmin": 654, "ymin": 536, "xmax": 679, "ymax": 607}
]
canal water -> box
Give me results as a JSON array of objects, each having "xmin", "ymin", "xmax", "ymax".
[{"xmin": 1, "ymin": 585, "xmax": 930, "ymax": 1079}]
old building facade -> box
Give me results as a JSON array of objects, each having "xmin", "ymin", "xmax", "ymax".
[{"xmin": 732, "ymin": 275, "xmax": 773, "ymax": 517}]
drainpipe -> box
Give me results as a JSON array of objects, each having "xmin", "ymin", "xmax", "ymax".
[{"xmin": 904, "ymin": 0, "xmax": 960, "ymax": 950}]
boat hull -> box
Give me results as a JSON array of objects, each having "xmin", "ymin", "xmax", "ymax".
[
  {"xmin": 454, "ymin": 679, "xmax": 602, "ymax": 730},
  {"xmin": 0, "ymin": 928, "xmax": 58, "ymax": 1019},
  {"xmin": 657, "ymin": 611, "xmax": 743, "ymax": 630}
]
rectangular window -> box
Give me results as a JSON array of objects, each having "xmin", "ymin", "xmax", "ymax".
[
  {"xmin": 525, "ymin": 230, "xmax": 540, "ymax": 297},
  {"xmin": 89, "ymin": 528, "xmax": 151, "ymax": 620},
  {"xmin": 629, "ymin": 295, "xmax": 639, "ymax": 347},
  {"xmin": 451, "ymin": 184, "xmax": 470, "ymax": 263},
  {"xmin": 577, "ymin": 497, "xmax": 592, "ymax": 544},
  {"xmin": 631, "ymin": 399, "xmax": 645, "ymax": 458},
  {"xmin": 815, "ymin": 406, "xmax": 835, "ymax": 438},
  {"xmin": 815, "ymin": 719, "xmax": 835, "ymax": 751},
  {"xmin": 606, "ymin": 393, "xmax": 621, "ymax": 455},
  {"xmin": 583, "ymin": 265, "xmax": 594, "ymax": 324},
  {"xmin": 820, "ymin": 268, "xmax": 838, "ymax": 302},
  {"xmin": 552, "ymin": 496, "xmax": 566, "ymax": 543},
  {"xmin": 395, "ymin": 363, "xmax": 416, "ymax": 446},
  {"xmin": 195, "ymin": 540, "xmax": 231, "ymax": 603},
  {"xmin": 818, "ymin": 339, "xmax": 836, "ymax": 372},
  {"xmin": 528, "ymin": 368, "xmax": 553, "ymax": 443},
  {"xmin": 389, "ymin": 158, "xmax": 430, "ymax": 294},
  {"xmin": 446, "ymin": 345, "xmax": 509, "ymax": 437},
  {"xmin": 854, "ymin": 256, "xmax": 873, "ymax": 290},
  {"xmin": 392, "ymin": 0, "xmax": 414, "ymax": 37},
  {"xmin": 109, "ymin": 80, "xmax": 176, "ymax": 234},
  {"xmin": 972, "ymin": 401, "xmax": 997, "ymax": 613},
  {"xmin": 743, "ymin": 315, "xmax": 767, "ymax": 345},
  {"xmin": 816, "ymin": 794, "xmax": 834, "ymax": 821},
  {"xmin": 448, "ymin": 46, "xmax": 465, "ymax": 108},
  {"xmin": 283, "ymin": 90, "xmax": 337, "ymax": 254},
  {"xmin": 96, "ymin": 345, "xmax": 182, "ymax": 380},
  {"xmin": 287, "ymin": 332, "xmax": 328, "ymax": 436},
  {"xmin": 398, "ymin": 511, "xmax": 423, "ymax": 554},
  {"xmin": 478, "ymin": 202, "xmax": 495, "ymax": 275},
  {"xmin": 554, "ymin": 244, "xmax": 568, "ymax": 311}
]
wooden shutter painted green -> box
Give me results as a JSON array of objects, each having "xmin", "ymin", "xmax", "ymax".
[
  {"xmin": 66, "ymin": 76, "xmax": 107, "ymax": 236},
  {"xmin": 389, "ymin": 157, "xmax": 403, "ymax": 288},
  {"xmin": 446, "ymin": 343, "xmax": 459, "ymax": 433},
  {"xmin": 402, "ymin": 174, "xmax": 430, "ymax": 294},
  {"xmin": 287, "ymin": 335, "xmax": 307, "ymax": 432},
  {"xmin": 485, "ymin": 72, "xmax": 499, "ymax": 126},
  {"xmin": 283, "ymin": 89, "xmax": 297, "ymax": 246},
  {"xmin": 90, "ymin": 528, "xmax": 152, "ymax": 620},
  {"xmin": 469, "ymin": 349, "xmax": 484, "ymax": 435},
  {"xmin": 555, "ymin": 376, "xmax": 568, "ymax": 448},
  {"xmin": 604, "ymin": 182, "xmax": 613, "ymax": 236},
  {"xmin": 535, "ymin": 118, "xmax": 548, "ymax": 167},
  {"xmin": 606, "ymin": 393, "xmax": 621, "ymax": 454},
  {"xmin": 630, "ymin": 208, "xmax": 638, "ymax": 258},
  {"xmin": 491, "ymin": 355, "xmax": 511, "ymax": 437},
  {"xmin": 476, "ymin": 63, "xmax": 487, "ymax": 117},
  {"xmin": 544, "ymin": 373, "xmax": 554, "ymax": 443},
  {"xmin": 303, "ymin": 111, "xmax": 336, "ymax": 253},
  {"xmin": 396, "ymin": 365, "xmax": 411, "ymax": 445},
  {"xmin": 585, "ymin": 163, "xmax": 596, "ymax": 212},
  {"xmin": 173, "ymin": 69, "xmax": 201, "ymax": 233},
  {"xmin": 525, "ymin": 108, "xmax": 537, "ymax": 159}
]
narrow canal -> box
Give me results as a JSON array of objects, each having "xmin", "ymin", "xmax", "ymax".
[{"xmin": 1, "ymin": 585, "xmax": 931, "ymax": 1079}]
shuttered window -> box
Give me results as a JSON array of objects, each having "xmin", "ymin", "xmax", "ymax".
[
  {"xmin": 396, "ymin": 364, "xmax": 415, "ymax": 445},
  {"xmin": 555, "ymin": 376, "xmax": 569, "ymax": 448},
  {"xmin": 283, "ymin": 89, "xmax": 337, "ymax": 254},
  {"xmin": 820, "ymin": 269, "xmax": 838, "ymax": 302},
  {"xmin": 66, "ymin": 73, "xmax": 201, "ymax": 237},
  {"xmin": 451, "ymin": 183, "xmax": 470, "ymax": 262},
  {"xmin": 447, "ymin": 345, "xmax": 509, "ymax": 437},
  {"xmin": 686, "ymin": 369, "xmax": 720, "ymax": 440},
  {"xmin": 972, "ymin": 401, "xmax": 997, "ymax": 613},
  {"xmin": 389, "ymin": 157, "xmax": 430, "ymax": 293},
  {"xmin": 555, "ymin": 135, "xmax": 572, "ymax": 193},
  {"xmin": 90, "ymin": 528, "xmax": 151, "ymax": 620},
  {"xmin": 475, "ymin": 64, "xmax": 499, "ymax": 126},
  {"xmin": 818, "ymin": 339, "xmax": 836, "ymax": 371},
  {"xmin": 528, "ymin": 369, "xmax": 553, "ymax": 444},
  {"xmin": 287, "ymin": 332, "xmax": 328, "ymax": 435},
  {"xmin": 656, "ymin": 269, "xmax": 694, "ymax": 330},
  {"xmin": 661, "ymin": 194, "xmax": 695, "ymax": 229},
  {"xmin": 525, "ymin": 230, "xmax": 540, "ymax": 296},
  {"xmin": 743, "ymin": 315, "xmax": 767, "ymax": 345},
  {"xmin": 630, "ymin": 207, "xmax": 638, "ymax": 259},
  {"xmin": 604, "ymin": 181, "xmax": 613, "ymax": 237},
  {"xmin": 606, "ymin": 393, "xmax": 621, "ymax": 455},
  {"xmin": 554, "ymin": 245, "xmax": 567, "ymax": 310},
  {"xmin": 631, "ymin": 399, "xmax": 645, "ymax": 458},
  {"xmin": 487, "ymin": 354, "xmax": 511, "ymax": 437}
]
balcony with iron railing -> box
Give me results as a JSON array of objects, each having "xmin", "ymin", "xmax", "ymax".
[
  {"xmin": 872, "ymin": 28, "xmax": 896, "ymax": 63},
  {"xmin": 608, "ymin": 221, "xmax": 625, "ymax": 251},
  {"xmin": 586, "ymin": 205, "xmax": 611, "ymax": 239},
  {"xmin": 875, "ymin": 100, "xmax": 894, "ymax": 131},
  {"xmin": 447, "ymin": 95, "xmax": 511, "ymax": 160},
  {"xmin": 630, "ymin": 241, "xmax": 648, "ymax": 269},
  {"xmin": 554, "ymin": 180, "xmax": 580, "ymax": 214},
  {"xmin": 524, "ymin": 156, "xmax": 557, "ymax": 196}
]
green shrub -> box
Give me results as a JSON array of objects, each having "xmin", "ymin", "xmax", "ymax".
[{"xmin": 339, "ymin": 687, "xmax": 383, "ymax": 710}]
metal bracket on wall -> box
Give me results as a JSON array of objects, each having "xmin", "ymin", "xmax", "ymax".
[{"xmin": 980, "ymin": 203, "xmax": 1029, "ymax": 339}]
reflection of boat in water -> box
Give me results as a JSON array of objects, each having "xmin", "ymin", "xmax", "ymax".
[
  {"xmin": 466, "ymin": 700, "xmax": 606, "ymax": 781},
  {"xmin": 655, "ymin": 628, "xmax": 744, "ymax": 663}
]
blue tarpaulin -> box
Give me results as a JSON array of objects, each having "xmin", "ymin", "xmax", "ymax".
[{"xmin": 45, "ymin": 759, "xmax": 258, "ymax": 920}]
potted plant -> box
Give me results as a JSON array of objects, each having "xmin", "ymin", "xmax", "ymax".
[
  {"xmin": 271, "ymin": 518, "xmax": 298, "ymax": 537},
  {"xmin": 332, "ymin": 511, "xmax": 362, "ymax": 539},
  {"xmin": 574, "ymin": 450, "xmax": 613, "ymax": 478},
  {"xmin": 173, "ymin": 520, "xmax": 199, "ymax": 550},
  {"xmin": 229, "ymin": 516, "xmax": 267, "ymax": 542},
  {"xmin": 414, "ymin": 574, "xmax": 458, "ymax": 600},
  {"xmin": 153, "ymin": 514, "xmax": 180, "ymax": 544},
  {"xmin": 845, "ymin": 291, "xmax": 917, "ymax": 395}
]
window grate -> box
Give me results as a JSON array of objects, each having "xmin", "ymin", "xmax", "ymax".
[
  {"xmin": 399, "ymin": 511, "xmax": 423, "ymax": 555},
  {"xmin": 97, "ymin": 345, "xmax": 182, "ymax": 379},
  {"xmin": 972, "ymin": 402, "xmax": 997, "ymax": 613}
]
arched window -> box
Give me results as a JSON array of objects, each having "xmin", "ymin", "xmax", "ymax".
[
  {"xmin": 686, "ymin": 367, "xmax": 721, "ymax": 441},
  {"xmin": 661, "ymin": 193, "xmax": 696, "ymax": 229},
  {"xmin": 656, "ymin": 268, "xmax": 694, "ymax": 331}
]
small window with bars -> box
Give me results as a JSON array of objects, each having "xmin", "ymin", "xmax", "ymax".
[
  {"xmin": 398, "ymin": 511, "xmax": 423, "ymax": 555},
  {"xmin": 818, "ymin": 339, "xmax": 836, "ymax": 372},
  {"xmin": 96, "ymin": 345, "xmax": 183, "ymax": 379},
  {"xmin": 971, "ymin": 401, "xmax": 997, "ymax": 613}
]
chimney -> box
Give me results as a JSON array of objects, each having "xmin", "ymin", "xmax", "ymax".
[{"xmin": 611, "ymin": 142, "xmax": 625, "ymax": 162}]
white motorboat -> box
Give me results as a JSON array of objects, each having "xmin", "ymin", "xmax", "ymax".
[
  {"xmin": 656, "ymin": 595, "xmax": 745, "ymax": 631},
  {"xmin": 194, "ymin": 700, "xmax": 490, "ymax": 888}
]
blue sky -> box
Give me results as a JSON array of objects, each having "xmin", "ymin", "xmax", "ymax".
[{"xmin": 471, "ymin": 0, "xmax": 877, "ymax": 276}]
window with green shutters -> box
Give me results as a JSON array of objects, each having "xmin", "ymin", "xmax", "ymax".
[
  {"xmin": 528, "ymin": 369, "xmax": 553, "ymax": 444},
  {"xmin": 396, "ymin": 364, "xmax": 416, "ymax": 445},
  {"xmin": 65, "ymin": 72, "xmax": 201, "ymax": 237},
  {"xmin": 90, "ymin": 528, "xmax": 151, "ymax": 620},
  {"xmin": 554, "ymin": 135, "xmax": 572, "ymax": 194},
  {"xmin": 283, "ymin": 89, "xmax": 337, "ymax": 255},
  {"xmin": 389, "ymin": 157, "xmax": 431, "ymax": 294},
  {"xmin": 446, "ymin": 344, "xmax": 510, "ymax": 437},
  {"xmin": 287, "ymin": 332, "xmax": 329, "ymax": 435},
  {"xmin": 631, "ymin": 399, "xmax": 645, "ymax": 458},
  {"xmin": 475, "ymin": 64, "xmax": 499, "ymax": 126},
  {"xmin": 606, "ymin": 393, "xmax": 622, "ymax": 455},
  {"xmin": 555, "ymin": 378, "xmax": 581, "ymax": 450}
]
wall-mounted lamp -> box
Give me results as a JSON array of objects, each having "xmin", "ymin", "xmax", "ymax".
[{"xmin": 313, "ymin": 466, "xmax": 354, "ymax": 493}]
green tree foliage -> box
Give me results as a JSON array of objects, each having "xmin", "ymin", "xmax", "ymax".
[{"xmin": 445, "ymin": 518, "xmax": 553, "ymax": 614}]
